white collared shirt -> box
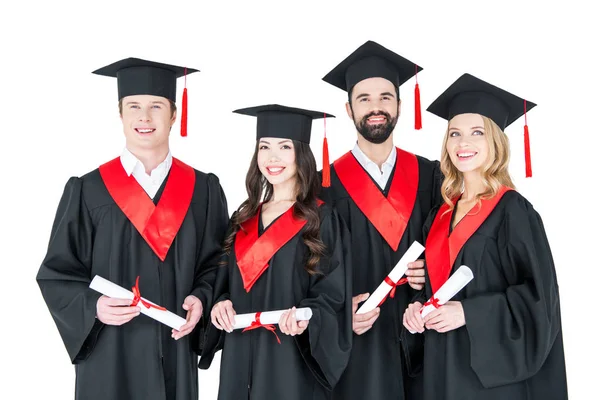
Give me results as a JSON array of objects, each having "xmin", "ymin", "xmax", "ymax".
[
  {"xmin": 351, "ymin": 143, "xmax": 397, "ymax": 189},
  {"xmin": 120, "ymin": 148, "xmax": 173, "ymax": 199}
]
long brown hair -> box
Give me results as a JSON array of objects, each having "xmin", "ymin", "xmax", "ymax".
[
  {"xmin": 440, "ymin": 115, "xmax": 515, "ymax": 209},
  {"xmin": 222, "ymin": 140, "xmax": 325, "ymax": 274}
]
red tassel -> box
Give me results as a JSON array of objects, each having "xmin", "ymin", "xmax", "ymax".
[
  {"xmin": 322, "ymin": 137, "xmax": 331, "ymax": 187},
  {"xmin": 524, "ymin": 124, "xmax": 532, "ymax": 178},
  {"xmin": 414, "ymin": 66, "xmax": 422, "ymax": 130},
  {"xmin": 180, "ymin": 68, "xmax": 188, "ymax": 137},
  {"xmin": 523, "ymin": 100, "xmax": 532, "ymax": 177},
  {"xmin": 322, "ymin": 113, "xmax": 331, "ymax": 187}
]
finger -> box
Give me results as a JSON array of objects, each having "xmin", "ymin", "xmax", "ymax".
[
  {"xmin": 354, "ymin": 312, "xmax": 380, "ymax": 330},
  {"xmin": 423, "ymin": 309, "xmax": 442, "ymax": 323},
  {"xmin": 289, "ymin": 307, "xmax": 298, "ymax": 335},
  {"xmin": 279, "ymin": 311, "xmax": 290, "ymax": 335},
  {"xmin": 354, "ymin": 308, "xmax": 379, "ymax": 322},
  {"xmin": 220, "ymin": 309, "xmax": 231, "ymax": 332},
  {"xmin": 226, "ymin": 307, "xmax": 236, "ymax": 330},
  {"xmin": 298, "ymin": 320, "xmax": 308, "ymax": 330},
  {"xmin": 409, "ymin": 283, "xmax": 424, "ymax": 291},
  {"xmin": 409, "ymin": 310, "xmax": 425, "ymax": 333},
  {"xmin": 211, "ymin": 313, "xmax": 223, "ymax": 330},
  {"xmin": 408, "ymin": 276, "xmax": 426, "ymax": 284},
  {"xmin": 105, "ymin": 306, "xmax": 141, "ymax": 316},
  {"xmin": 424, "ymin": 313, "xmax": 444, "ymax": 326},
  {"xmin": 105, "ymin": 297, "xmax": 136, "ymax": 306}
]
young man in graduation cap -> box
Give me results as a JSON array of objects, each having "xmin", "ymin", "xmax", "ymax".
[
  {"xmin": 36, "ymin": 58, "xmax": 229, "ymax": 400},
  {"xmin": 318, "ymin": 40, "xmax": 443, "ymax": 399}
]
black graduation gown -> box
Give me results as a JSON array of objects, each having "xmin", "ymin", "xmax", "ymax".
[
  {"xmin": 416, "ymin": 190, "xmax": 568, "ymax": 399},
  {"xmin": 199, "ymin": 203, "xmax": 353, "ymax": 400},
  {"xmin": 36, "ymin": 162, "xmax": 229, "ymax": 400},
  {"xmin": 318, "ymin": 149, "xmax": 443, "ymax": 400}
]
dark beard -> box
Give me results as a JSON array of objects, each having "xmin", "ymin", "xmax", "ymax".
[{"xmin": 353, "ymin": 110, "xmax": 398, "ymax": 144}]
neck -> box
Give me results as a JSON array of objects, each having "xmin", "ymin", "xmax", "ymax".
[
  {"xmin": 127, "ymin": 145, "xmax": 169, "ymax": 174},
  {"xmin": 461, "ymin": 171, "xmax": 486, "ymax": 202},
  {"xmin": 356, "ymin": 135, "xmax": 394, "ymax": 169},
  {"xmin": 271, "ymin": 177, "xmax": 297, "ymax": 203}
]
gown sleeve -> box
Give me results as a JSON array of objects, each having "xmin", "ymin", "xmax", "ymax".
[
  {"xmin": 189, "ymin": 173, "xmax": 229, "ymax": 318},
  {"xmin": 36, "ymin": 177, "xmax": 103, "ymax": 363},
  {"xmin": 294, "ymin": 207, "xmax": 354, "ymax": 390},
  {"xmin": 461, "ymin": 193, "xmax": 562, "ymax": 388}
]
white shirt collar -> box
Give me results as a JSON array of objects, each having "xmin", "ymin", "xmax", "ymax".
[
  {"xmin": 120, "ymin": 148, "xmax": 173, "ymax": 177},
  {"xmin": 351, "ymin": 142, "xmax": 396, "ymax": 171}
]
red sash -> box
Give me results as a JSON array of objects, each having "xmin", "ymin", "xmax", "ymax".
[
  {"xmin": 425, "ymin": 186, "xmax": 513, "ymax": 293},
  {"xmin": 334, "ymin": 148, "xmax": 419, "ymax": 250},
  {"xmin": 99, "ymin": 157, "xmax": 195, "ymax": 261}
]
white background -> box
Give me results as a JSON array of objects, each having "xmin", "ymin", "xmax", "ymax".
[{"xmin": 1, "ymin": 0, "xmax": 596, "ymax": 398}]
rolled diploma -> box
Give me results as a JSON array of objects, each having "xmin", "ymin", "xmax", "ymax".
[
  {"xmin": 356, "ymin": 241, "xmax": 425, "ymax": 314},
  {"xmin": 409, "ymin": 265, "xmax": 474, "ymax": 334},
  {"xmin": 233, "ymin": 307, "xmax": 313, "ymax": 330},
  {"xmin": 89, "ymin": 275, "xmax": 187, "ymax": 331}
]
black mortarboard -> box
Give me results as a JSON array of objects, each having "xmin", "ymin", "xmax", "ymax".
[
  {"xmin": 322, "ymin": 40, "xmax": 424, "ymax": 130},
  {"xmin": 92, "ymin": 58, "xmax": 199, "ymax": 136},
  {"xmin": 234, "ymin": 104, "xmax": 335, "ymax": 186},
  {"xmin": 427, "ymin": 73, "xmax": 537, "ymax": 177},
  {"xmin": 323, "ymin": 40, "xmax": 422, "ymax": 92},
  {"xmin": 233, "ymin": 104, "xmax": 334, "ymax": 144}
]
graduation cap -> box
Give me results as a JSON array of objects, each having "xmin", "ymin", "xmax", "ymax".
[
  {"xmin": 322, "ymin": 40, "xmax": 424, "ymax": 130},
  {"xmin": 427, "ymin": 73, "xmax": 537, "ymax": 177},
  {"xmin": 92, "ymin": 58, "xmax": 199, "ymax": 137},
  {"xmin": 233, "ymin": 104, "xmax": 335, "ymax": 186}
]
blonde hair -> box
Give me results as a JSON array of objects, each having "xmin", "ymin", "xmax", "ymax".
[{"xmin": 440, "ymin": 115, "xmax": 515, "ymax": 209}]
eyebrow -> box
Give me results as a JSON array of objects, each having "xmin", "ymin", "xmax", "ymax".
[
  {"xmin": 259, "ymin": 139, "xmax": 292, "ymax": 144},
  {"xmin": 381, "ymin": 91, "xmax": 396, "ymax": 98},
  {"xmin": 449, "ymin": 125, "xmax": 485, "ymax": 131}
]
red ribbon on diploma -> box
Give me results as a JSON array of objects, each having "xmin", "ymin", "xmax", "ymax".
[
  {"xmin": 130, "ymin": 276, "xmax": 167, "ymax": 311},
  {"xmin": 242, "ymin": 312, "xmax": 281, "ymax": 344},
  {"xmin": 377, "ymin": 276, "xmax": 409, "ymax": 307},
  {"xmin": 421, "ymin": 297, "xmax": 441, "ymax": 312}
]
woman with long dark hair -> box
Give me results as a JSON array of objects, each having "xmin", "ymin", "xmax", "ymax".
[{"xmin": 199, "ymin": 104, "xmax": 353, "ymax": 400}]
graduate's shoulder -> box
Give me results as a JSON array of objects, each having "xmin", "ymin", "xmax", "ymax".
[{"xmin": 498, "ymin": 188, "xmax": 535, "ymax": 213}]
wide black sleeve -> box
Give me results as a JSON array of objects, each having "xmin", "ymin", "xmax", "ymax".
[
  {"xmin": 197, "ymin": 218, "xmax": 234, "ymax": 368},
  {"xmin": 294, "ymin": 207, "xmax": 353, "ymax": 391},
  {"xmin": 430, "ymin": 160, "xmax": 444, "ymax": 208},
  {"xmin": 189, "ymin": 173, "xmax": 229, "ymax": 317},
  {"xmin": 461, "ymin": 194, "xmax": 562, "ymax": 388},
  {"xmin": 36, "ymin": 177, "xmax": 103, "ymax": 363}
]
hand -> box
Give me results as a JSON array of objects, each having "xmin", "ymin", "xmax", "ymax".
[
  {"xmin": 172, "ymin": 295, "xmax": 203, "ymax": 340},
  {"xmin": 96, "ymin": 295, "xmax": 140, "ymax": 326},
  {"xmin": 279, "ymin": 307, "xmax": 309, "ymax": 336},
  {"xmin": 403, "ymin": 301, "xmax": 425, "ymax": 333},
  {"xmin": 352, "ymin": 293, "xmax": 380, "ymax": 335},
  {"xmin": 406, "ymin": 259, "xmax": 426, "ymax": 290},
  {"xmin": 211, "ymin": 300, "xmax": 236, "ymax": 333},
  {"xmin": 423, "ymin": 301, "xmax": 465, "ymax": 333}
]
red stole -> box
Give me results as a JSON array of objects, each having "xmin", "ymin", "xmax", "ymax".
[
  {"xmin": 99, "ymin": 157, "xmax": 195, "ymax": 262},
  {"xmin": 333, "ymin": 147, "xmax": 419, "ymax": 251},
  {"xmin": 235, "ymin": 200, "xmax": 323, "ymax": 292},
  {"xmin": 425, "ymin": 186, "xmax": 513, "ymax": 293}
]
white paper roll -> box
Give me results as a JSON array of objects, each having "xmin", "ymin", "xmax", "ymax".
[
  {"xmin": 233, "ymin": 307, "xmax": 313, "ymax": 330},
  {"xmin": 356, "ymin": 241, "xmax": 425, "ymax": 314},
  {"xmin": 89, "ymin": 275, "xmax": 187, "ymax": 331},
  {"xmin": 408, "ymin": 265, "xmax": 474, "ymax": 333}
]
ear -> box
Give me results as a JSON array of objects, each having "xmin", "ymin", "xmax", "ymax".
[
  {"xmin": 397, "ymin": 99, "xmax": 402, "ymax": 117},
  {"xmin": 345, "ymin": 101, "xmax": 353, "ymax": 119}
]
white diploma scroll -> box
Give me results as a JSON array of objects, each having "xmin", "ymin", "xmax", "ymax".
[
  {"xmin": 409, "ymin": 265, "xmax": 474, "ymax": 334},
  {"xmin": 356, "ymin": 241, "xmax": 425, "ymax": 314},
  {"xmin": 233, "ymin": 307, "xmax": 313, "ymax": 330},
  {"xmin": 89, "ymin": 275, "xmax": 187, "ymax": 331}
]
